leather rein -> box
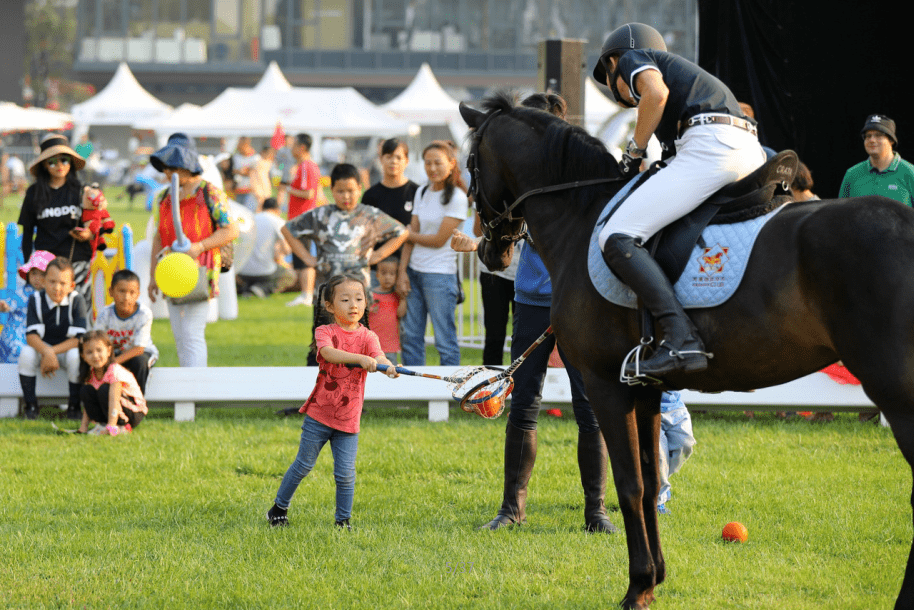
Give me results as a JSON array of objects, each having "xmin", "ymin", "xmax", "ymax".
[{"xmin": 467, "ymin": 108, "xmax": 625, "ymax": 242}]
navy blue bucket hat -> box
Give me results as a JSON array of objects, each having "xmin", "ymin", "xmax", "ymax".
[{"xmin": 150, "ymin": 133, "xmax": 203, "ymax": 175}]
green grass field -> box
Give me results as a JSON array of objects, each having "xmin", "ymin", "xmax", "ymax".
[{"xmin": 0, "ymin": 410, "xmax": 909, "ymax": 609}]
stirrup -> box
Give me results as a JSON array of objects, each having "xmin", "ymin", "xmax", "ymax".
[{"xmin": 620, "ymin": 339, "xmax": 662, "ymax": 386}]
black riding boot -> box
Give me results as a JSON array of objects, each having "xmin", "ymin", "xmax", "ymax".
[
  {"xmin": 578, "ymin": 430, "xmax": 620, "ymax": 533},
  {"xmin": 602, "ymin": 233, "xmax": 709, "ymax": 377},
  {"xmin": 480, "ymin": 421, "xmax": 537, "ymax": 530}
]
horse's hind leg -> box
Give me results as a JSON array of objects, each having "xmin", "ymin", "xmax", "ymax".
[
  {"xmin": 848, "ymin": 371, "xmax": 914, "ymax": 609},
  {"xmin": 583, "ymin": 373, "xmax": 658, "ymax": 609}
]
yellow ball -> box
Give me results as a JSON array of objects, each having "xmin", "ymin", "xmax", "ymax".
[{"xmin": 155, "ymin": 252, "xmax": 199, "ymax": 298}]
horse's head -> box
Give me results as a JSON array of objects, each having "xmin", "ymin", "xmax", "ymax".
[
  {"xmin": 459, "ymin": 98, "xmax": 530, "ymax": 272},
  {"xmin": 460, "ymin": 93, "xmax": 622, "ymax": 272}
]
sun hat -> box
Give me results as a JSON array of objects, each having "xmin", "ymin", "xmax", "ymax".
[
  {"xmin": 150, "ymin": 133, "xmax": 203, "ymax": 175},
  {"xmin": 18, "ymin": 250, "xmax": 56, "ymax": 280},
  {"xmin": 861, "ymin": 114, "xmax": 898, "ymax": 145},
  {"xmin": 28, "ymin": 134, "xmax": 86, "ymax": 177}
]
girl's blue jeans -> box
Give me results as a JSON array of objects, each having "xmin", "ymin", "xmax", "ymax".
[{"xmin": 275, "ymin": 416, "xmax": 359, "ymax": 522}]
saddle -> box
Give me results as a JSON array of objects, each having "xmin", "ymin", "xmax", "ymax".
[{"xmin": 645, "ymin": 150, "xmax": 798, "ymax": 285}]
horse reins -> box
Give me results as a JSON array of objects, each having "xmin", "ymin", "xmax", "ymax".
[{"xmin": 467, "ymin": 108, "xmax": 625, "ymax": 242}]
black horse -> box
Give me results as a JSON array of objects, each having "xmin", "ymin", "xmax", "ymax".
[{"xmin": 460, "ymin": 92, "xmax": 914, "ymax": 610}]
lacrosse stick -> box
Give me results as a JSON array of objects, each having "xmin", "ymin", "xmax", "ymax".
[{"xmin": 367, "ymin": 326, "xmax": 555, "ymax": 419}]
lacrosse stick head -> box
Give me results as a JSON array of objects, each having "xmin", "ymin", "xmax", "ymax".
[{"xmin": 462, "ymin": 380, "xmax": 514, "ymax": 418}]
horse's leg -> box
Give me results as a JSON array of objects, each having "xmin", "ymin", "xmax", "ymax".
[
  {"xmin": 846, "ymin": 369, "xmax": 914, "ymax": 609},
  {"xmin": 584, "ymin": 373, "xmax": 657, "ymax": 609},
  {"xmin": 633, "ymin": 387, "xmax": 665, "ymax": 602}
]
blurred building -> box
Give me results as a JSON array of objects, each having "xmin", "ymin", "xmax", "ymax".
[{"xmin": 73, "ymin": 0, "xmax": 696, "ymax": 104}]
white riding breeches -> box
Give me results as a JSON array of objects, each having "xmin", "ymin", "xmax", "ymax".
[
  {"xmin": 599, "ymin": 123, "xmax": 767, "ymax": 246},
  {"xmin": 18, "ymin": 345, "xmax": 82, "ymax": 383}
]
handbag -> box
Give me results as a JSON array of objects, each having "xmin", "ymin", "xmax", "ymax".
[{"xmin": 168, "ymin": 265, "xmax": 210, "ymax": 305}]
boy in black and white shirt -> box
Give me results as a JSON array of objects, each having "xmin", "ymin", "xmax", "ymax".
[{"xmin": 18, "ymin": 257, "xmax": 87, "ymax": 420}]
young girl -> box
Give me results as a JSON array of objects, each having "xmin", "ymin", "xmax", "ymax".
[
  {"xmin": 397, "ymin": 141, "xmax": 469, "ymax": 366},
  {"xmin": 0, "ymin": 251, "xmax": 54, "ymax": 364},
  {"xmin": 77, "ymin": 330, "xmax": 148, "ymax": 435},
  {"xmin": 368, "ymin": 256, "xmax": 407, "ymax": 363},
  {"xmin": 267, "ymin": 274, "xmax": 399, "ymax": 529}
]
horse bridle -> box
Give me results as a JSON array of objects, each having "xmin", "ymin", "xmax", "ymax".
[{"xmin": 467, "ymin": 108, "xmax": 625, "ymax": 242}]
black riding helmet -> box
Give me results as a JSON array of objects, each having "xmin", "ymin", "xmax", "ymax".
[{"xmin": 593, "ymin": 23, "xmax": 667, "ymax": 107}]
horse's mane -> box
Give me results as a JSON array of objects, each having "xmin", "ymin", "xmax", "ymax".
[{"xmin": 479, "ymin": 91, "xmax": 620, "ymax": 186}]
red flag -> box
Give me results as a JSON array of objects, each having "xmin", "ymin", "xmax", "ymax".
[{"xmin": 270, "ymin": 122, "xmax": 285, "ymax": 150}]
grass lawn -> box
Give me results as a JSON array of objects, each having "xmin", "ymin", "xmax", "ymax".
[{"xmin": 0, "ymin": 410, "xmax": 909, "ymax": 609}]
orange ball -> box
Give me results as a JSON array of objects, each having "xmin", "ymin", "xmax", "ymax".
[
  {"xmin": 722, "ymin": 521, "xmax": 748, "ymax": 543},
  {"xmin": 474, "ymin": 390, "xmax": 502, "ymax": 418}
]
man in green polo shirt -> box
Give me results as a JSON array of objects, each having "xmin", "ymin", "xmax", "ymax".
[{"xmin": 839, "ymin": 114, "xmax": 914, "ymax": 205}]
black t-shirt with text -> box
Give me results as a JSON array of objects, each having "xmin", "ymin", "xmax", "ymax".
[{"xmin": 18, "ymin": 182, "xmax": 92, "ymax": 262}]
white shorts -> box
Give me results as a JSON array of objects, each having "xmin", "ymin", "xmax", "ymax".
[{"xmin": 599, "ymin": 123, "xmax": 767, "ymax": 245}]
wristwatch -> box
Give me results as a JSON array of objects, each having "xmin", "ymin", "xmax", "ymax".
[{"xmin": 625, "ymin": 138, "xmax": 647, "ymax": 158}]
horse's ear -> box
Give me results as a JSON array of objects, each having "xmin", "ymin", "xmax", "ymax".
[{"xmin": 459, "ymin": 102, "xmax": 485, "ymax": 129}]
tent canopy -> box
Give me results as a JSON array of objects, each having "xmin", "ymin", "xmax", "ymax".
[
  {"xmin": 71, "ymin": 63, "xmax": 172, "ymax": 128},
  {"xmin": 154, "ymin": 62, "xmax": 409, "ymax": 140},
  {"xmin": 381, "ymin": 63, "xmax": 462, "ymax": 125},
  {"xmin": 0, "ymin": 102, "xmax": 74, "ymax": 133}
]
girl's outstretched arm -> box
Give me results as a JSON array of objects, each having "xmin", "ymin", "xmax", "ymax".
[{"xmin": 319, "ymin": 346, "xmax": 377, "ymax": 372}]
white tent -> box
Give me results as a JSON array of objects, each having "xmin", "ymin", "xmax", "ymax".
[
  {"xmin": 381, "ymin": 63, "xmax": 462, "ymax": 125},
  {"xmin": 0, "ymin": 102, "xmax": 73, "ymax": 133},
  {"xmin": 153, "ymin": 62, "xmax": 410, "ymax": 143},
  {"xmin": 71, "ymin": 62, "xmax": 172, "ymax": 127}
]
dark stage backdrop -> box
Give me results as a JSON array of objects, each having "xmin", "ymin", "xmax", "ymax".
[{"xmin": 698, "ymin": 0, "xmax": 909, "ymax": 198}]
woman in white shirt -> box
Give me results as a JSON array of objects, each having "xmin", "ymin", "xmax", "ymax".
[{"xmin": 397, "ymin": 141, "xmax": 468, "ymax": 366}]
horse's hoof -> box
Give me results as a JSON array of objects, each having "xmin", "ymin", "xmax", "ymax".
[{"xmin": 478, "ymin": 514, "xmax": 522, "ymax": 531}]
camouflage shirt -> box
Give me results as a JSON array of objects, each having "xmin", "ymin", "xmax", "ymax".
[{"xmin": 285, "ymin": 204, "xmax": 406, "ymax": 290}]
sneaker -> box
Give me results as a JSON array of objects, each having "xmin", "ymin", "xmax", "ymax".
[
  {"xmin": 335, "ymin": 519, "xmax": 352, "ymax": 531},
  {"xmin": 249, "ymin": 285, "xmax": 267, "ymax": 299},
  {"xmin": 87, "ymin": 424, "xmax": 106, "ymax": 436},
  {"xmin": 267, "ymin": 505, "xmax": 288, "ymax": 527},
  {"xmin": 23, "ymin": 403, "xmax": 38, "ymax": 420},
  {"xmin": 657, "ymin": 503, "xmax": 671, "ymax": 515},
  {"xmin": 286, "ymin": 294, "xmax": 313, "ymax": 307}
]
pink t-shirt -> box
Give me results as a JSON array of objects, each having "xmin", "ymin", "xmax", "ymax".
[
  {"xmin": 368, "ymin": 290, "xmax": 401, "ymax": 354},
  {"xmin": 299, "ymin": 323, "xmax": 383, "ymax": 433},
  {"xmin": 87, "ymin": 362, "xmax": 148, "ymax": 415}
]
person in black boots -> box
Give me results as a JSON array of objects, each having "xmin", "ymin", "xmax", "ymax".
[
  {"xmin": 592, "ymin": 23, "xmax": 765, "ymax": 379},
  {"xmin": 450, "ymin": 92, "xmax": 618, "ymax": 534},
  {"xmin": 18, "ymin": 257, "xmax": 87, "ymax": 420}
]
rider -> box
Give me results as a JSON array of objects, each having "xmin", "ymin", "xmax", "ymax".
[{"xmin": 593, "ymin": 23, "xmax": 766, "ymax": 378}]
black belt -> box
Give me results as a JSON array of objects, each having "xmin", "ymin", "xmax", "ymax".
[{"xmin": 680, "ymin": 113, "xmax": 758, "ymax": 137}]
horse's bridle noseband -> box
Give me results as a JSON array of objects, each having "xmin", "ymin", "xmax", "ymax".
[{"xmin": 467, "ymin": 108, "xmax": 625, "ymax": 243}]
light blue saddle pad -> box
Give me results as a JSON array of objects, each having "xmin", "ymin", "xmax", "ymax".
[{"xmin": 587, "ymin": 180, "xmax": 786, "ymax": 310}]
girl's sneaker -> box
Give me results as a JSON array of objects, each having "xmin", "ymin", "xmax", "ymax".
[
  {"xmin": 87, "ymin": 424, "xmax": 106, "ymax": 436},
  {"xmin": 266, "ymin": 504, "xmax": 288, "ymax": 527}
]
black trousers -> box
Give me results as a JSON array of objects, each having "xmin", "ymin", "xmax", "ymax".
[
  {"xmin": 81, "ymin": 383, "xmax": 144, "ymax": 428},
  {"xmin": 480, "ymin": 272, "xmax": 515, "ymax": 366},
  {"xmin": 119, "ymin": 352, "xmax": 153, "ymax": 394},
  {"xmin": 507, "ymin": 302, "xmax": 599, "ymax": 434}
]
